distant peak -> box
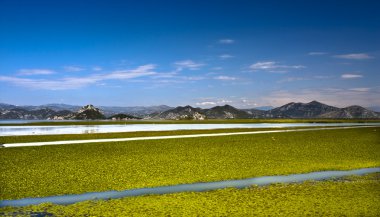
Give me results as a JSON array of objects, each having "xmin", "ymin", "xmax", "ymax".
[
  {"xmin": 222, "ymin": 104, "xmax": 233, "ymax": 108},
  {"xmin": 211, "ymin": 104, "xmax": 234, "ymax": 109},
  {"xmin": 82, "ymin": 104, "xmax": 96, "ymax": 109},
  {"xmin": 308, "ymin": 100, "xmax": 321, "ymax": 104},
  {"xmin": 78, "ymin": 104, "xmax": 101, "ymax": 113},
  {"xmin": 283, "ymin": 102, "xmax": 296, "ymax": 106},
  {"xmin": 345, "ymin": 105, "xmax": 363, "ymax": 109}
]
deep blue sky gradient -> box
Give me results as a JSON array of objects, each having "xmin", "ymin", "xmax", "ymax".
[{"xmin": 1, "ymin": 0, "xmax": 379, "ymax": 108}]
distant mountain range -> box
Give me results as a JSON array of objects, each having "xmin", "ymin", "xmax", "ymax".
[
  {"xmin": 152, "ymin": 101, "xmax": 380, "ymax": 120},
  {"xmin": 0, "ymin": 103, "xmax": 172, "ymax": 120},
  {"xmin": 253, "ymin": 106, "xmax": 274, "ymax": 111},
  {"xmin": 266, "ymin": 101, "xmax": 339, "ymax": 118},
  {"xmin": 0, "ymin": 101, "xmax": 379, "ymax": 120}
]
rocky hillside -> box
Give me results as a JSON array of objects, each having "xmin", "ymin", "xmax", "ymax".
[
  {"xmin": 0, "ymin": 107, "xmax": 73, "ymax": 120},
  {"xmin": 204, "ymin": 105, "xmax": 251, "ymax": 119},
  {"xmin": 0, "ymin": 104, "xmax": 107, "ymax": 120},
  {"xmin": 266, "ymin": 101, "xmax": 339, "ymax": 118},
  {"xmin": 151, "ymin": 101, "xmax": 380, "ymax": 120},
  {"xmin": 100, "ymin": 105, "xmax": 173, "ymax": 117},
  {"xmin": 1, "ymin": 101, "xmax": 379, "ymax": 120},
  {"xmin": 243, "ymin": 108, "xmax": 269, "ymax": 118},
  {"xmin": 0, "ymin": 103, "xmax": 172, "ymax": 118},
  {"xmin": 153, "ymin": 105, "xmax": 265, "ymax": 120},
  {"xmin": 318, "ymin": 106, "xmax": 380, "ymax": 118},
  {"xmin": 152, "ymin": 105, "xmax": 206, "ymax": 120},
  {"xmin": 69, "ymin": 105, "xmax": 105, "ymax": 120}
]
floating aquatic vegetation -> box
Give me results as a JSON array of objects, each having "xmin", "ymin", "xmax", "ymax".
[
  {"xmin": 0, "ymin": 127, "xmax": 379, "ymax": 200},
  {"xmin": 1, "ymin": 174, "xmax": 379, "ymax": 216}
]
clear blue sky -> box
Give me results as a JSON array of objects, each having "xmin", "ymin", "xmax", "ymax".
[{"xmin": 1, "ymin": 0, "xmax": 379, "ymax": 108}]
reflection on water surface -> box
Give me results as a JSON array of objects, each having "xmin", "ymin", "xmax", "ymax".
[{"xmin": 0, "ymin": 123, "xmax": 379, "ymax": 136}]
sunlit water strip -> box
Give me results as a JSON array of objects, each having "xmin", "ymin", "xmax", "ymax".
[
  {"xmin": 1, "ymin": 167, "xmax": 379, "ymax": 207},
  {"xmin": 1, "ymin": 125, "xmax": 377, "ymax": 148},
  {"xmin": 1, "ymin": 123, "xmax": 380, "ymax": 136}
]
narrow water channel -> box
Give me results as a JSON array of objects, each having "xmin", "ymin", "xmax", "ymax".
[{"xmin": 1, "ymin": 167, "xmax": 379, "ymax": 207}]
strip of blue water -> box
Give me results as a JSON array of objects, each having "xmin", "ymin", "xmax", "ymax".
[
  {"xmin": 1, "ymin": 123, "xmax": 379, "ymax": 136},
  {"xmin": 1, "ymin": 167, "xmax": 379, "ymax": 207}
]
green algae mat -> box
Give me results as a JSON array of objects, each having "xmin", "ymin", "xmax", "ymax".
[
  {"xmin": 1, "ymin": 174, "xmax": 379, "ymax": 216},
  {"xmin": 1, "ymin": 127, "xmax": 379, "ymax": 200}
]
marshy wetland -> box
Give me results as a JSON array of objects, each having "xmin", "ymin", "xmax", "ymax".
[
  {"xmin": 3, "ymin": 0, "xmax": 380, "ymax": 215},
  {"xmin": 2, "ymin": 174, "xmax": 379, "ymax": 216},
  {"xmin": 0, "ymin": 122, "xmax": 379, "ymax": 215}
]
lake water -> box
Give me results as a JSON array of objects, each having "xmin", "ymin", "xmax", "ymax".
[
  {"xmin": 1, "ymin": 167, "xmax": 379, "ymax": 207},
  {"xmin": 0, "ymin": 123, "xmax": 379, "ymax": 136}
]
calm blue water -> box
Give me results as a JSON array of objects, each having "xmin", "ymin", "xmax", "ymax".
[
  {"xmin": 0, "ymin": 123, "xmax": 379, "ymax": 136},
  {"xmin": 1, "ymin": 167, "xmax": 379, "ymax": 207}
]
